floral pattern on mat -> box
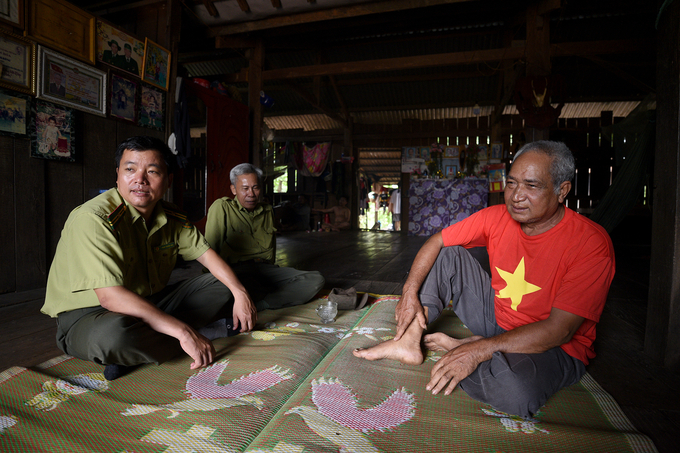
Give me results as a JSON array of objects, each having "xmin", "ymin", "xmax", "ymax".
[{"xmin": 408, "ymin": 178, "xmax": 488, "ymax": 236}]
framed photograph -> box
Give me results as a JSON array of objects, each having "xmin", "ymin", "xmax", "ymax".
[
  {"xmin": 109, "ymin": 72, "xmax": 138, "ymax": 123},
  {"xmin": 36, "ymin": 46, "xmax": 107, "ymax": 117},
  {"xmin": 0, "ymin": 31, "xmax": 35, "ymax": 95},
  {"xmin": 487, "ymin": 163, "xmax": 507, "ymax": 192},
  {"xmin": 445, "ymin": 165, "xmax": 458, "ymax": 177},
  {"xmin": 96, "ymin": 20, "xmax": 144, "ymax": 78},
  {"xmin": 445, "ymin": 146, "xmax": 459, "ymax": 158},
  {"xmin": 138, "ymin": 83, "xmax": 164, "ymax": 130},
  {"xmin": 0, "ymin": 87, "xmax": 30, "ymax": 137},
  {"xmin": 31, "ymin": 99, "xmax": 75, "ymax": 162},
  {"xmin": 478, "ymin": 144, "xmax": 489, "ymax": 162},
  {"xmin": 141, "ymin": 38, "xmax": 171, "ymax": 91},
  {"xmin": 491, "ymin": 142, "xmax": 503, "ymax": 161},
  {"xmin": 420, "ymin": 147, "xmax": 431, "ymax": 161},
  {"xmin": 0, "ymin": 0, "xmax": 24, "ymax": 28}
]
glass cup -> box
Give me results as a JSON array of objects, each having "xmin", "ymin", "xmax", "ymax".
[{"xmin": 316, "ymin": 300, "xmax": 338, "ymax": 324}]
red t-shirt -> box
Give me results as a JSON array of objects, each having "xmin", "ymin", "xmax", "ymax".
[{"xmin": 441, "ymin": 204, "xmax": 615, "ymax": 364}]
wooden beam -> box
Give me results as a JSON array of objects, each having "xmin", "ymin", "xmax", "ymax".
[
  {"xmin": 202, "ymin": 0, "xmax": 219, "ymax": 17},
  {"xmin": 248, "ymin": 40, "xmax": 264, "ymax": 168},
  {"xmin": 219, "ymin": 39, "xmax": 645, "ymax": 84},
  {"xmin": 584, "ymin": 55, "xmax": 655, "ymax": 94},
  {"xmin": 285, "ymin": 82, "xmax": 349, "ymax": 128},
  {"xmin": 236, "ymin": 0, "xmax": 250, "ymax": 13},
  {"xmin": 270, "ymin": 0, "xmax": 282, "ymax": 8},
  {"xmin": 210, "ymin": 0, "xmax": 476, "ymax": 36},
  {"xmin": 646, "ymin": 0, "xmax": 680, "ymax": 371}
]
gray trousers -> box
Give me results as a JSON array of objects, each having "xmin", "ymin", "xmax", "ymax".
[
  {"xmin": 232, "ymin": 261, "xmax": 325, "ymax": 311},
  {"xmin": 419, "ymin": 246, "xmax": 586, "ymax": 418},
  {"xmin": 56, "ymin": 273, "xmax": 233, "ymax": 367}
]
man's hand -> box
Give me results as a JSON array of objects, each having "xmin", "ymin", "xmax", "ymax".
[
  {"xmin": 232, "ymin": 290, "xmax": 257, "ymax": 332},
  {"xmin": 178, "ymin": 328, "xmax": 216, "ymax": 370},
  {"xmin": 426, "ymin": 341, "xmax": 487, "ymax": 396},
  {"xmin": 394, "ymin": 291, "xmax": 427, "ymax": 341}
]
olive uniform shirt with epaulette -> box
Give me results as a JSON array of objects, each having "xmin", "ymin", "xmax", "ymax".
[
  {"xmin": 204, "ymin": 197, "xmax": 276, "ymax": 265},
  {"xmin": 41, "ymin": 188, "xmax": 210, "ymax": 318}
]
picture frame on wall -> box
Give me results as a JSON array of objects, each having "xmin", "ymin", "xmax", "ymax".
[
  {"xmin": 141, "ymin": 38, "xmax": 171, "ymax": 91},
  {"xmin": 138, "ymin": 83, "xmax": 164, "ymax": 130},
  {"xmin": 96, "ymin": 20, "xmax": 145, "ymax": 78},
  {"xmin": 31, "ymin": 99, "xmax": 75, "ymax": 162},
  {"xmin": 109, "ymin": 72, "xmax": 138, "ymax": 123},
  {"xmin": 36, "ymin": 46, "xmax": 107, "ymax": 117},
  {"xmin": 0, "ymin": 31, "xmax": 35, "ymax": 95},
  {"xmin": 0, "ymin": 0, "xmax": 24, "ymax": 28},
  {"xmin": 445, "ymin": 165, "xmax": 458, "ymax": 177},
  {"xmin": 445, "ymin": 146, "xmax": 459, "ymax": 158},
  {"xmin": 490, "ymin": 142, "xmax": 503, "ymax": 161},
  {"xmin": 0, "ymin": 87, "xmax": 30, "ymax": 138}
]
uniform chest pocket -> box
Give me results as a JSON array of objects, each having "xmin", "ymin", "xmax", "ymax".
[{"xmin": 154, "ymin": 242, "xmax": 178, "ymax": 278}]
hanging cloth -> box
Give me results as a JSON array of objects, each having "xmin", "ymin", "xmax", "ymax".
[{"xmin": 295, "ymin": 142, "xmax": 332, "ymax": 177}]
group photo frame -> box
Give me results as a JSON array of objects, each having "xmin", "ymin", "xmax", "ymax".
[
  {"xmin": 96, "ymin": 20, "xmax": 145, "ymax": 78},
  {"xmin": 109, "ymin": 71, "xmax": 138, "ymax": 123},
  {"xmin": 141, "ymin": 38, "xmax": 170, "ymax": 91},
  {"xmin": 30, "ymin": 99, "xmax": 75, "ymax": 162},
  {"xmin": 36, "ymin": 45, "xmax": 107, "ymax": 117},
  {"xmin": 0, "ymin": 86, "xmax": 31, "ymax": 138},
  {"xmin": 0, "ymin": 30, "xmax": 35, "ymax": 95},
  {"xmin": 138, "ymin": 83, "xmax": 164, "ymax": 130}
]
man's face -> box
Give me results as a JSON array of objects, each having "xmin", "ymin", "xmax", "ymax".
[
  {"xmin": 116, "ymin": 149, "xmax": 170, "ymax": 219},
  {"xmin": 339, "ymin": 197, "xmax": 347, "ymax": 206},
  {"xmin": 124, "ymin": 47, "xmax": 131, "ymax": 57},
  {"xmin": 231, "ymin": 172, "xmax": 261, "ymax": 212},
  {"xmin": 504, "ymin": 151, "xmax": 570, "ymax": 233},
  {"xmin": 111, "ymin": 43, "xmax": 119, "ymax": 53}
]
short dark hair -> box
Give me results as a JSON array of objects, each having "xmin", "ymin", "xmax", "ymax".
[{"xmin": 115, "ymin": 136, "xmax": 175, "ymax": 174}]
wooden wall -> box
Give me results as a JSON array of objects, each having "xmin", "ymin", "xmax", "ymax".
[{"xmin": 0, "ymin": 1, "xmax": 170, "ymax": 295}]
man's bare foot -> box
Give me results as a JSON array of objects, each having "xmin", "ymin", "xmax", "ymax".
[
  {"xmin": 423, "ymin": 333, "xmax": 483, "ymax": 352},
  {"xmin": 352, "ymin": 318, "xmax": 425, "ymax": 365}
]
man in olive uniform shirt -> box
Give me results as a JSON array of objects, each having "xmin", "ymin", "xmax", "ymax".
[
  {"xmin": 42, "ymin": 136, "xmax": 256, "ymax": 380},
  {"xmin": 205, "ymin": 163, "xmax": 325, "ymax": 311}
]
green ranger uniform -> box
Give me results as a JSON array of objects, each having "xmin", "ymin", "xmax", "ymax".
[
  {"xmin": 42, "ymin": 188, "xmax": 233, "ymax": 366},
  {"xmin": 205, "ymin": 197, "xmax": 324, "ymax": 310}
]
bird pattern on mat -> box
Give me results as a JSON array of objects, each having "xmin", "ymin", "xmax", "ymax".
[
  {"xmin": 286, "ymin": 377, "xmax": 415, "ymax": 453},
  {"xmin": 122, "ymin": 360, "xmax": 294, "ymax": 418},
  {"xmin": 0, "ymin": 414, "xmax": 17, "ymax": 433},
  {"xmin": 25, "ymin": 373, "xmax": 109, "ymax": 412}
]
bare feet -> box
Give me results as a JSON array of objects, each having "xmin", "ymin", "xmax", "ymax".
[
  {"xmin": 352, "ymin": 318, "xmax": 425, "ymax": 365},
  {"xmin": 424, "ymin": 333, "xmax": 483, "ymax": 352}
]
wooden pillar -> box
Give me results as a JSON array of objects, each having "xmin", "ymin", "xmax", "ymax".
[
  {"xmin": 524, "ymin": 1, "xmax": 554, "ymax": 142},
  {"xmin": 248, "ymin": 40, "xmax": 264, "ymax": 169},
  {"xmin": 646, "ymin": 0, "xmax": 680, "ymax": 371},
  {"xmin": 165, "ymin": 0, "xmax": 181, "ymax": 139}
]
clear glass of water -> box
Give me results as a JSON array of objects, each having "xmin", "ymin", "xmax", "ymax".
[{"xmin": 316, "ymin": 300, "xmax": 338, "ymax": 324}]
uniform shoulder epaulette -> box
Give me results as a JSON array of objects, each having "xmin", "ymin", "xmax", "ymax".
[
  {"xmin": 106, "ymin": 203, "xmax": 127, "ymax": 232},
  {"xmin": 164, "ymin": 204, "xmax": 193, "ymax": 229}
]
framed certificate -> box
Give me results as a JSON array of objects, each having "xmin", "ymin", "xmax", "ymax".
[{"xmin": 0, "ymin": 31, "xmax": 36, "ymax": 95}]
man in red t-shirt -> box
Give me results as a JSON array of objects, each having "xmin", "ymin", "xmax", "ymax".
[{"xmin": 354, "ymin": 141, "xmax": 615, "ymax": 418}]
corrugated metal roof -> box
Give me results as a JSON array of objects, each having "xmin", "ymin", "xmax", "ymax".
[{"xmin": 263, "ymin": 101, "xmax": 641, "ymax": 132}]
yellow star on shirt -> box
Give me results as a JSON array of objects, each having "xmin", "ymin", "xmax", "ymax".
[{"xmin": 496, "ymin": 257, "xmax": 541, "ymax": 311}]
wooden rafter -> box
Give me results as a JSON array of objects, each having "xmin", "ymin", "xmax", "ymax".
[
  {"xmin": 236, "ymin": 0, "xmax": 250, "ymax": 13},
  {"xmin": 219, "ymin": 39, "xmax": 648, "ymax": 83},
  {"xmin": 202, "ymin": 0, "xmax": 218, "ymax": 17},
  {"xmin": 210, "ymin": 0, "xmax": 476, "ymax": 36},
  {"xmin": 270, "ymin": 0, "xmax": 282, "ymax": 8}
]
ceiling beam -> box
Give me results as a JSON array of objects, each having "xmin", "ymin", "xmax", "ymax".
[
  {"xmin": 270, "ymin": 0, "xmax": 282, "ymax": 8},
  {"xmin": 202, "ymin": 0, "xmax": 219, "ymax": 17},
  {"xmin": 236, "ymin": 0, "xmax": 250, "ymax": 13},
  {"xmin": 220, "ymin": 39, "xmax": 647, "ymax": 84},
  {"xmin": 210, "ymin": 0, "xmax": 476, "ymax": 37}
]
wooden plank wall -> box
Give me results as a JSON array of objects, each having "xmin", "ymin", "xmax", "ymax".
[{"xmin": 0, "ymin": 112, "xmax": 164, "ymax": 295}]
